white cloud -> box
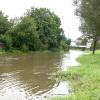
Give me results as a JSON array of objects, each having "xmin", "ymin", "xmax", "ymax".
[{"xmin": 0, "ymin": 0, "xmax": 82, "ymax": 40}]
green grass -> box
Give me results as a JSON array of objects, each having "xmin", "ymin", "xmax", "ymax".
[
  {"xmin": 50, "ymin": 96, "xmax": 71, "ymax": 100},
  {"xmin": 51, "ymin": 50, "xmax": 100, "ymax": 100},
  {"xmin": 0, "ymin": 49, "xmax": 26, "ymax": 56},
  {"xmin": 0, "ymin": 48, "xmax": 66, "ymax": 56}
]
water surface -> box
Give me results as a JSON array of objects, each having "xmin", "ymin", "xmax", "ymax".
[{"xmin": 0, "ymin": 50, "xmax": 83, "ymax": 100}]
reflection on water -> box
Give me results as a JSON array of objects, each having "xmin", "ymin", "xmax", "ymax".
[
  {"xmin": 0, "ymin": 52, "xmax": 62, "ymax": 100},
  {"xmin": 60, "ymin": 50, "xmax": 83, "ymax": 70},
  {"xmin": 0, "ymin": 50, "xmax": 83, "ymax": 100}
]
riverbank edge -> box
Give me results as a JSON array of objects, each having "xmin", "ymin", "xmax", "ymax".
[
  {"xmin": 51, "ymin": 50, "xmax": 100, "ymax": 100},
  {"xmin": 0, "ymin": 48, "xmax": 66, "ymax": 56}
]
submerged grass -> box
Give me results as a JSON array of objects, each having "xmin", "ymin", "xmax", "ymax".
[{"xmin": 51, "ymin": 50, "xmax": 100, "ymax": 100}]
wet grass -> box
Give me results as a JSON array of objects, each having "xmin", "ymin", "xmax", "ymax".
[
  {"xmin": 51, "ymin": 50, "xmax": 100, "ymax": 100},
  {"xmin": 0, "ymin": 48, "xmax": 66, "ymax": 56},
  {"xmin": 50, "ymin": 96, "xmax": 69, "ymax": 100},
  {"xmin": 0, "ymin": 49, "xmax": 26, "ymax": 56}
]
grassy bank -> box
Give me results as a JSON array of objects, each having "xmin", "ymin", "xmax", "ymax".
[
  {"xmin": 51, "ymin": 50, "xmax": 100, "ymax": 100},
  {"xmin": 0, "ymin": 48, "xmax": 66, "ymax": 56},
  {"xmin": 0, "ymin": 49, "xmax": 27, "ymax": 56}
]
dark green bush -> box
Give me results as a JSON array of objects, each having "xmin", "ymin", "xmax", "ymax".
[{"xmin": 0, "ymin": 34, "xmax": 12, "ymax": 50}]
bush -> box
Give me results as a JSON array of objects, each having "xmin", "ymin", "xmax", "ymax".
[
  {"xmin": 0, "ymin": 34, "xmax": 12, "ymax": 50},
  {"xmin": 21, "ymin": 44, "xmax": 29, "ymax": 52},
  {"xmin": 60, "ymin": 40, "xmax": 69, "ymax": 51}
]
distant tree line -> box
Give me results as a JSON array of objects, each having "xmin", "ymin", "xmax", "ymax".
[{"xmin": 0, "ymin": 8, "xmax": 71, "ymax": 51}]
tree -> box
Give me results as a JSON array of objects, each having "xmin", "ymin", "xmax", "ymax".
[
  {"xmin": 74, "ymin": 0, "xmax": 100, "ymax": 54},
  {"xmin": 26, "ymin": 8, "xmax": 65, "ymax": 50},
  {"xmin": 0, "ymin": 8, "xmax": 70, "ymax": 51},
  {"xmin": 0, "ymin": 11, "xmax": 12, "ymax": 34},
  {"xmin": 9, "ymin": 16, "xmax": 40, "ymax": 51},
  {"xmin": 0, "ymin": 34, "xmax": 12, "ymax": 50}
]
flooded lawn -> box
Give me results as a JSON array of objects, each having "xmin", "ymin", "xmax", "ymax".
[{"xmin": 0, "ymin": 50, "xmax": 83, "ymax": 100}]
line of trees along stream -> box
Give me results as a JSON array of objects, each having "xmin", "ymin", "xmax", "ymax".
[{"xmin": 0, "ymin": 8, "xmax": 71, "ymax": 52}]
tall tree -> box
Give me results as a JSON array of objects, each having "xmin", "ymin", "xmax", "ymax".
[
  {"xmin": 9, "ymin": 16, "xmax": 40, "ymax": 51},
  {"xmin": 74, "ymin": 0, "xmax": 100, "ymax": 54},
  {"xmin": 0, "ymin": 8, "xmax": 70, "ymax": 51},
  {"xmin": 27, "ymin": 8, "xmax": 64, "ymax": 50},
  {"xmin": 0, "ymin": 11, "xmax": 12, "ymax": 34}
]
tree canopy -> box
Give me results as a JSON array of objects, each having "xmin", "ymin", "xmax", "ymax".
[
  {"xmin": 74, "ymin": 0, "xmax": 100, "ymax": 54},
  {"xmin": 0, "ymin": 8, "xmax": 70, "ymax": 51},
  {"xmin": 0, "ymin": 11, "xmax": 12, "ymax": 34},
  {"xmin": 27, "ymin": 8, "xmax": 64, "ymax": 50}
]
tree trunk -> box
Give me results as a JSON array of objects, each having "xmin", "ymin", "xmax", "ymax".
[{"xmin": 93, "ymin": 38, "xmax": 97, "ymax": 54}]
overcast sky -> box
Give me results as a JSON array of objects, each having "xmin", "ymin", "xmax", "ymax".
[{"xmin": 0, "ymin": 0, "xmax": 82, "ymax": 40}]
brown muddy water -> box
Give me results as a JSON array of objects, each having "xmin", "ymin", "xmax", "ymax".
[{"xmin": 0, "ymin": 50, "xmax": 83, "ymax": 100}]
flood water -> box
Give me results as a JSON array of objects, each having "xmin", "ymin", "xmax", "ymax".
[{"xmin": 0, "ymin": 50, "xmax": 83, "ymax": 100}]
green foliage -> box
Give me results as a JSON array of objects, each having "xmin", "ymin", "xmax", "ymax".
[
  {"xmin": 0, "ymin": 34, "xmax": 12, "ymax": 50},
  {"xmin": 21, "ymin": 44, "xmax": 29, "ymax": 52},
  {"xmin": 74, "ymin": 0, "xmax": 100, "ymax": 53},
  {"xmin": 0, "ymin": 8, "xmax": 70, "ymax": 51},
  {"xmin": 53, "ymin": 50, "xmax": 100, "ymax": 100},
  {"xmin": 9, "ymin": 16, "xmax": 40, "ymax": 51},
  {"xmin": 0, "ymin": 11, "xmax": 12, "ymax": 34},
  {"xmin": 27, "ymin": 8, "xmax": 66, "ymax": 50},
  {"xmin": 60, "ymin": 36, "xmax": 71, "ymax": 51},
  {"xmin": 67, "ymin": 38, "xmax": 71, "ymax": 46},
  {"xmin": 48, "ymin": 96, "xmax": 68, "ymax": 100},
  {"xmin": 60, "ymin": 40, "xmax": 68, "ymax": 51},
  {"xmin": 75, "ymin": 0, "xmax": 100, "ymax": 37}
]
